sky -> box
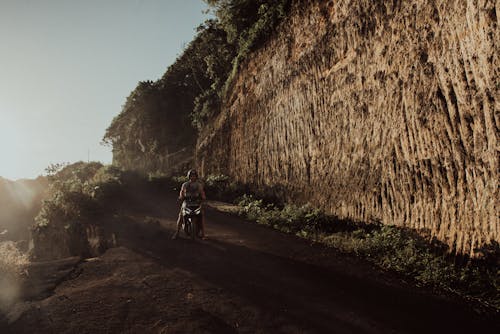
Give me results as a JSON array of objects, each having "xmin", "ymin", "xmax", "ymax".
[{"xmin": 0, "ymin": 0, "xmax": 211, "ymax": 180}]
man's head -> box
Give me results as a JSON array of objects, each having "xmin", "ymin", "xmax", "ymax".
[{"xmin": 187, "ymin": 169, "xmax": 198, "ymax": 181}]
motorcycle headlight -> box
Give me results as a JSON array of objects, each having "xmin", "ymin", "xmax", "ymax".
[{"xmin": 194, "ymin": 208, "xmax": 201, "ymax": 215}]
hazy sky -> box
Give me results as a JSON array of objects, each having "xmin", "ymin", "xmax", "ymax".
[{"xmin": 0, "ymin": 0, "xmax": 210, "ymax": 180}]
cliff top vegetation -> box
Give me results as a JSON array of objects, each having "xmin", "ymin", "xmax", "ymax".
[{"xmin": 103, "ymin": 0, "xmax": 291, "ymax": 175}]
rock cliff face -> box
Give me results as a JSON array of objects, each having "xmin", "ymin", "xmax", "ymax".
[{"xmin": 197, "ymin": 0, "xmax": 499, "ymax": 256}]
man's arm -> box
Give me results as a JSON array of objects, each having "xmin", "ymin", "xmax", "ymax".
[{"xmin": 179, "ymin": 184, "xmax": 186, "ymax": 200}]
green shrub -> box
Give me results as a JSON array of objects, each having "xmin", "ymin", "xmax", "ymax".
[
  {"xmin": 198, "ymin": 174, "xmax": 245, "ymax": 200},
  {"xmin": 237, "ymin": 194, "xmax": 266, "ymax": 221},
  {"xmin": 236, "ymin": 195, "xmax": 329, "ymax": 235},
  {"xmin": 215, "ymin": 0, "xmax": 291, "ymax": 96},
  {"xmin": 172, "ymin": 175, "xmax": 189, "ymax": 184},
  {"xmin": 34, "ymin": 190, "xmax": 101, "ymax": 230},
  {"xmin": 205, "ymin": 173, "xmax": 229, "ymax": 186},
  {"xmin": 32, "ymin": 163, "xmax": 146, "ymax": 260}
]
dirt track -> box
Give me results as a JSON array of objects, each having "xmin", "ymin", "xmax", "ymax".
[{"xmin": 2, "ymin": 193, "xmax": 499, "ymax": 333}]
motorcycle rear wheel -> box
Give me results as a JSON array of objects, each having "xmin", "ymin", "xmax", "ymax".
[
  {"xmin": 183, "ymin": 217, "xmax": 191, "ymax": 237},
  {"xmin": 191, "ymin": 218, "xmax": 197, "ymax": 241}
]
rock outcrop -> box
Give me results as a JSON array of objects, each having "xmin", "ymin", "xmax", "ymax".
[{"xmin": 197, "ymin": 0, "xmax": 499, "ymax": 256}]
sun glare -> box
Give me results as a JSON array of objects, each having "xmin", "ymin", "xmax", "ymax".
[{"xmin": 0, "ymin": 111, "xmax": 23, "ymax": 180}]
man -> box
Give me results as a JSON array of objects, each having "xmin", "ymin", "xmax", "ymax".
[{"xmin": 172, "ymin": 169, "xmax": 207, "ymax": 239}]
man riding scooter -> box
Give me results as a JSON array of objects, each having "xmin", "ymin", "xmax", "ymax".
[{"xmin": 172, "ymin": 169, "xmax": 207, "ymax": 240}]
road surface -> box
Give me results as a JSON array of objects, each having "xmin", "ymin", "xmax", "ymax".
[{"xmin": 2, "ymin": 193, "xmax": 498, "ymax": 333}]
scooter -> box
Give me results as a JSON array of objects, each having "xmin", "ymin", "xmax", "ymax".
[{"xmin": 181, "ymin": 198, "xmax": 202, "ymax": 240}]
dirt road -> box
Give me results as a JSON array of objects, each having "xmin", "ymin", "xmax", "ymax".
[{"xmin": 3, "ymin": 193, "xmax": 499, "ymax": 333}]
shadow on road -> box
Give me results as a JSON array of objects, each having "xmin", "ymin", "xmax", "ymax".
[{"xmin": 110, "ymin": 204, "xmax": 499, "ymax": 334}]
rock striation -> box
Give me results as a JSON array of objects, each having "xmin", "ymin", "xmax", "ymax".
[{"xmin": 197, "ymin": 0, "xmax": 499, "ymax": 256}]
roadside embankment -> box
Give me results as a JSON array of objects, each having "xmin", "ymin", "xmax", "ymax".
[{"xmin": 197, "ymin": 0, "xmax": 499, "ymax": 257}]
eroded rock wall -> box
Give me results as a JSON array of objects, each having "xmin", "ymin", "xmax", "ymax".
[{"xmin": 197, "ymin": 0, "xmax": 499, "ymax": 256}]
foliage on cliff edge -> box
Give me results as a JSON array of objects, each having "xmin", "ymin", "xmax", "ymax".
[
  {"xmin": 32, "ymin": 162, "xmax": 134, "ymax": 260},
  {"xmin": 103, "ymin": 1, "xmax": 291, "ymax": 175}
]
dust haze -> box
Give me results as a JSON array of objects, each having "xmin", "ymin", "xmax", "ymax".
[
  {"xmin": 0, "ymin": 177, "xmax": 47, "ymax": 241},
  {"xmin": 0, "ymin": 177, "xmax": 47, "ymax": 315}
]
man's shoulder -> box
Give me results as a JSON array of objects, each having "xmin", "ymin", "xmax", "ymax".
[{"xmin": 182, "ymin": 180, "xmax": 203, "ymax": 189}]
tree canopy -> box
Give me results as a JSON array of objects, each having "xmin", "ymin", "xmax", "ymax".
[{"xmin": 104, "ymin": 1, "xmax": 291, "ymax": 175}]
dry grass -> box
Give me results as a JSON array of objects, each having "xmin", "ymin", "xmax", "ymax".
[
  {"xmin": 0, "ymin": 241, "xmax": 29, "ymax": 275},
  {"xmin": 0, "ymin": 241, "xmax": 29, "ymax": 312}
]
